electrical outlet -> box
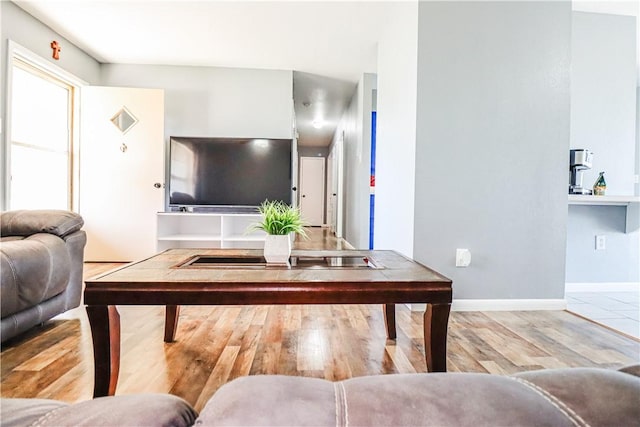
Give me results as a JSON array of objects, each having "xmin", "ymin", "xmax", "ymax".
[
  {"xmin": 634, "ymin": 175, "xmax": 639, "ymax": 184},
  {"xmin": 595, "ymin": 235, "xmax": 606, "ymax": 251}
]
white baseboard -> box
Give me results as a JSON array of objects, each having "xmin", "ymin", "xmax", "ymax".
[
  {"xmin": 407, "ymin": 299, "xmax": 567, "ymax": 312},
  {"xmin": 452, "ymin": 299, "xmax": 567, "ymax": 311},
  {"xmin": 565, "ymin": 282, "xmax": 640, "ymax": 293}
]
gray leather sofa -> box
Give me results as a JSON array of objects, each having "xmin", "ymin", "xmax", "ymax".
[
  {"xmin": 1, "ymin": 210, "xmax": 86, "ymax": 343},
  {"xmin": 1, "ymin": 365, "xmax": 638, "ymax": 426}
]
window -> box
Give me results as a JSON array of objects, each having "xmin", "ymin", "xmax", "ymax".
[{"xmin": 9, "ymin": 60, "xmax": 74, "ymax": 210}]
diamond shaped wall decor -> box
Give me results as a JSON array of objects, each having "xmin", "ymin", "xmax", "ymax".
[{"xmin": 110, "ymin": 107, "xmax": 138, "ymax": 134}]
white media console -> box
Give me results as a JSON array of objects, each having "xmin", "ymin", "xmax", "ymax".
[{"xmin": 156, "ymin": 212, "xmax": 266, "ymax": 251}]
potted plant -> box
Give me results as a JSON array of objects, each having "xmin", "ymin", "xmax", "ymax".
[{"xmin": 251, "ymin": 200, "xmax": 307, "ymax": 264}]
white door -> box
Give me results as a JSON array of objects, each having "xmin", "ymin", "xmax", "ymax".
[
  {"xmin": 299, "ymin": 157, "xmax": 325, "ymax": 226},
  {"xmin": 326, "ymin": 150, "xmax": 335, "ymax": 234},
  {"xmin": 291, "ymin": 136, "xmax": 299, "ymax": 207},
  {"xmin": 80, "ymin": 86, "xmax": 164, "ymax": 261},
  {"xmin": 333, "ymin": 136, "xmax": 344, "ymax": 238}
]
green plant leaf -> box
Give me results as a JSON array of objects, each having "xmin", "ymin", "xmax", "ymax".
[{"xmin": 248, "ymin": 199, "xmax": 308, "ymax": 237}]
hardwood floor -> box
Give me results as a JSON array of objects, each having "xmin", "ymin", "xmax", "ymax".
[{"xmin": 1, "ymin": 227, "xmax": 638, "ymax": 412}]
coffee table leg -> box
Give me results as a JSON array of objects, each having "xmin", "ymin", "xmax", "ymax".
[
  {"xmin": 384, "ymin": 304, "xmax": 396, "ymax": 339},
  {"xmin": 164, "ymin": 305, "xmax": 180, "ymax": 342},
  {"xmin": 424, "ymin": 303, "xmax": 450, "ymax": 372},
  {"xmin": 86, "ymin": 305, "xmax": 120, "ymax": 397}
]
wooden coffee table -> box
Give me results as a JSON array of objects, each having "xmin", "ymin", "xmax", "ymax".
[{"xmin": 84, "ymin": 248, "xmax": 453, "ymax": 397}]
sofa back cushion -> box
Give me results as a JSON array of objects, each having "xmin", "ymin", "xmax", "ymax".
[
  {"xmin": 1, "ymin": 234, "xmax": 71, "ymax": 318},
  {"xmin": 1, "ymin": 210, "xmax": 84, "ymax": 239},
  {"xmin": 0, "ymin": 394, "xmax": 197, "ymax": 427},
  {"xmin": 197, "ymin": 368, "xmax": 640, "ymax": 426}
]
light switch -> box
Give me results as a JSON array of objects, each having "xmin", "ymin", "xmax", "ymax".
[{"xmin": 456, "ymin": 249, "xmax": 471, "ymax": 267}]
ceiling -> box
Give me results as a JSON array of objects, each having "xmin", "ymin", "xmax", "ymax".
[
  {"xmin": 14, "ymin": 1, "xmax": 638, "ymax": 147},
  {"xmin": 14, "ymin": 0, "xmax": 399, "ymax": 147}
]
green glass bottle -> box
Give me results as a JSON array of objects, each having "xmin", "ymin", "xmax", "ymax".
[{"xmin": 593, "ymin": 171, "xmax": 606, "ymax": 196}]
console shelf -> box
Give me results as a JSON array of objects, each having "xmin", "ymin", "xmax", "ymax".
[
  {"xmin": 157, "ymin": 234, "xmax": 223, "ymax": 241},
  {"xmin": 567, "ymin": 195, "xmax": 640, "ymax": 206},
  {"xmin": 157, "ymin": 212, "xmax": 265, "ymax": 250}
]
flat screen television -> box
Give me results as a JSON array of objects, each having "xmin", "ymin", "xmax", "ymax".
[{"xmin": 169, "ymin": 136, "xmax": 292, "ymax": 209}]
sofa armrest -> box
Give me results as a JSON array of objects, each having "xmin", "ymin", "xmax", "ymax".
[
  {"xmin": 1, "ymin": 210, "xmax": 84, "ymax": 239},
  {"xmin": 63, "ymin": 229, "xmax": 87, "ymax": 310},
  {"xmin": 513, "ymin": 367, "xmax": 640, "ymax": 427}
]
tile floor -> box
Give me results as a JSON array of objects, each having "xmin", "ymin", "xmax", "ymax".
[{"xmin": 566, "ymin": 290, "xmax": 640, "ymax": 339}]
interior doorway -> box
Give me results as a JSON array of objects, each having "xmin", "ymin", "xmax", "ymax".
[
  {"xmin": 299, "ymin": 156, "xmax": 325, "ymax": 226},
  {"xmin": 328, "ymin": 136, "xmax": 344, "ymax": 238},
  {"xmin": 327, "ymin": 149, "xmax": 336, "ymax": 234}
]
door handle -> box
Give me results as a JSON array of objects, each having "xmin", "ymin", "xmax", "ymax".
[
  {"xmin": 154, "ymin": 183, "xmax": 162, "ymax": 189},
  {"xmin": 302, "ymin": 195, "xmax": 306, "ymax": 198}
]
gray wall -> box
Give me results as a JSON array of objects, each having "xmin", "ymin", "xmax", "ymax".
[
  {"xmin": 566, "ymin": 12, "xmax": 638, "ymax": 283},
  {"xmin": 567, "ymin": 206, "xmax": 639, "ymax": 282},
  {"xmin": 413, "ymin": 1, "xmax": 571, "ymax": 300},
  {"xmin": 0, "ymin": 1, "xmax": 101, "ymax": 210},
  {"xmin": 101, "ymin": 64, "xmax": 294, "ymax": 210},
  {"xmin": 570, "ymin": 12, "xmax": 636, "ymax": 194},
  {"xmin": 101, "ymin": 64, "xmax": 293, "ymax": 140},
  {"xmin": 0, "ymin": 2, "xmax": 101, "ymax": 84}
]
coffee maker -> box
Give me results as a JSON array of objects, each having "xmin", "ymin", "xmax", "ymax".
[{"xmin": 569, "ymin": 149, "xmax": 593, "ymax": 195}]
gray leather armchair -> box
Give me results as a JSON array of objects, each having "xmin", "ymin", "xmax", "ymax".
[{"xmin": 1, "ymin": 210, "xmax": 86, "ymax": 343}]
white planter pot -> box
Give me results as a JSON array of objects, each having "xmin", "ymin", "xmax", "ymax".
[{"xmin": 263, "ymin": 234, "xmax": 291, "ymax": 264}]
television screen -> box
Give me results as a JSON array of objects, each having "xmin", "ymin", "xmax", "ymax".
[{"xmin": 169, "ymin": 137, "xmax": 292, "ymax": 207}]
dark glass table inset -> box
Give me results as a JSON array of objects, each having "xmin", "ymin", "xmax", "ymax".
[{"xmin": 84, "ymin": 249, "xmax": 453, "ymax": 397}]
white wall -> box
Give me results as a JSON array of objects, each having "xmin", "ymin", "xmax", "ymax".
[
  {"xmin": 101, "ymin": 64, "xmax": 293, "ymax": 140},
  {"xmin": 637, "ymin": 86, "xmax": 640, "ymax": 196},
  {"xmin": 342, "ymin": 74, "xmax": 376, "ymax": 249},
  {"xmin": 373, "ymin": 2, "xmax": 418, "ymax": 258},
  {"xmin": 331, "ymin": 73, "xmax": 376, "ymax": 249},
  {"xmin": 570, "ymin": 12, "xmax": 637, "ymax": 194},
  {"xmin": 336, "ymin": 83, "xmax": 358, "ymax": 245},
  {"xmin": 298, "ymin": 146, "xmax": 329, "ymax": 158},
  {"xmin": 413, "ymin": 1, "xmax": 571, "ymax": 300}
]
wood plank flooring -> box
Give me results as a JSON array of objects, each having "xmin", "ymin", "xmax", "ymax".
[{"xmin": 1, "ymin": 228, "xmax": 639, "ymax": 412}]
